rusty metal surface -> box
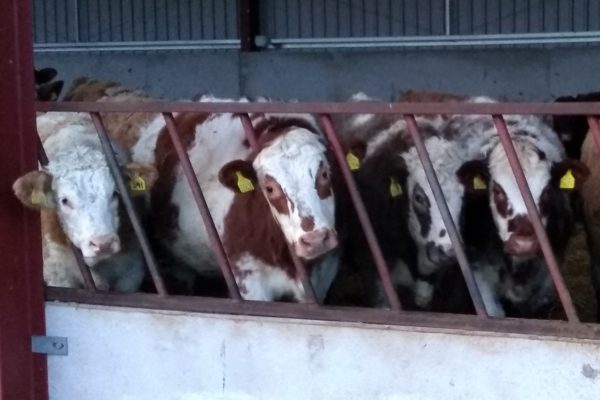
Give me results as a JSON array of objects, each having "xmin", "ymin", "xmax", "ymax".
[
  {"xmin": 90, "ymin": 113, "xmax": 168, "ymax": 296},
  {"xmin": 45, "ymin": 287, "xmax": 600, "ymax": 341},
  {"xmin": 36, "ymin": 100, "xmax": 600, "ymax": 115},
  {"xmin": 319, "ymin": 114, "xmax": 402, "ymax": 310},
  {"xmin": 404, "ymin": 115, "xmax": 487, "ymax": 317},
  {"xmin": 162, "ymin": 113, "xmax": 241, "ymax": 300},
  {"xmin": 492, "ymin": 115, "xmax": 579, "ymax": 323}
]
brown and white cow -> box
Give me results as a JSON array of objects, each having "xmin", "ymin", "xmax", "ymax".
[
  {"xmin": 145, "ymin": 108, "xmax": 340, "ymax": 302},
  {"xmin": 448, "ymin": 96, "xmax": 589, "ymax": 317},
  {"xmin": 13, "ymin": 112, "xmax": 157, "ymax": 290}
]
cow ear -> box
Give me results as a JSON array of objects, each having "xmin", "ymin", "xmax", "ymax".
[
  {"xmin": 219, "ymin": 160, "xmax": 257, "ymax": 194},
  {"xmin": 36, "ymin": 80, "xmax": 64, "ymax": 101},
  {"xmin": 551, "ymin": 159, "xmax": 590, "ymax": 190},
  {"xmin": 123, "ymin": 163, "xmax": 158, "ymax": 194},
  {"xmin": 13, "ymin": 171, "xmax": 55, "ymax": 209},
  {"xmin": 344, "ymin": 140, "xmax": 367, "ymax": 172},
  {"xmin": 457, "ymin": 159, "xmax": 490, "ymax": 194},
  {"xmin": 34, "ymin": 67, "xmax": 57, "ymax": 85}
]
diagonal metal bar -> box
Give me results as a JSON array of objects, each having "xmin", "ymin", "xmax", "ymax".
[
  {"xmin": 162, "ymin": 112, "xmax": 241, "ymax": 300},
  {"xmin": 319, "ymin": 114, "xmax": 402, "ymax": 310},
  {"xmin": 90, "ymin": 113, "xmax": 168, "ymax": 296},
  {"xmin": 404, "ymin": 115, "xmax": 487, "ymax": 317},
  {"xmin": 492, "ymin": 114, "xmax": 579, "ymax": 323},
  {"xmin": 238, "ymin": 112, "xmax": 318, "ymax": 304},
  {"xmin": 37, "ymin": 135, "xmax": 97, "ymax": 292},
  {"xmin": 586, "ymin": 116, "xmax": 600, "ymax": 154}
]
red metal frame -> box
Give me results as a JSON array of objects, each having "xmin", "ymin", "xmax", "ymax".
[{"xmin": 0, "ymin": 1, "xmax": 48, "ymax": 399}]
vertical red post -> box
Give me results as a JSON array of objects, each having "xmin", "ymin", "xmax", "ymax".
[{"xmin": 0, "ymin": 0, "xmax": 48, "ymax": 399}]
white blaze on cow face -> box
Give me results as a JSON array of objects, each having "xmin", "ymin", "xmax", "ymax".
[
  {"xmin": 253, "ymin": 128, "xmax": 338, "ymax": 260},
  {"xmin": 486, "ymin": 140, "xmax": 551, "ymax": 257},
  {"xmin": 402, "ymin": 137, "xmax": 466, "ymax": 274},
  {"xmin": 48, "ymin": 145, "xmax": 121, "ymax": 259}
]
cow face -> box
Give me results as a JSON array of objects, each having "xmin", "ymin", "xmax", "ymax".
[
  {"xmin": 458, "ymin": 140, "xmax": 589, "ymax": 259},
  {"xmin": 402, "ymin": 137, "xmax": 466, "ymax": 273},
  {"xmin": 220, "ymin": 128, "xmax": 338, "ymax": 260},
  {"xmin": 13, "ymin": 145, "xmax": 157, "ymax": 260}
]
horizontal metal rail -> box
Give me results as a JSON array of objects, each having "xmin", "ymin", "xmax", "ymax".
[
  {"xmin": 33, "ymin": 40, "xmax": 241, "ymax": 53},
  {"xmin": 266, "ymin": 31, "xmax": 600, "ymax": 49},
  {"xmin": 45, "ymin": 288, "xmax": 600, "ymax": 341},
  {"xmin": 37, "ymin": 101, "xmax": 600, "ymax": 116}
]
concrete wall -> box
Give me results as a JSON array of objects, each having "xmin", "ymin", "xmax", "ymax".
[
  {"xmin": 46, "ymin": 302, "xmax": 600, "ymax": 400},
  {"xmin": 35, "ymin": 46, "xmax": 600, "ymax": 101}
]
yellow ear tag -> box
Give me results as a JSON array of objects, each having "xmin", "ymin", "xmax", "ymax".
[
  {"xmin": 559, "ymin": 169, "xmax": 576, "ymax": 189},
  {"xmin": 389, "ymin": 177, "xmax": 403, "ymax": 198},
  {"xmin": 30, "ymin": 189, "xmax": 45, "ymax": 205},
  {"xmin": 129, "ymin": 173, "xmax": 147, "ymax": 192},
  {"xmin": 473, "ymin": 175, "xmax": 487, "ymax": 190},
  {"xmin": 235, "ymin": 171, "xmax": 254, "ymax": 193},
  {"xmin": 346, "ymin": 152, "xmax": 360, "ymax": 171}
]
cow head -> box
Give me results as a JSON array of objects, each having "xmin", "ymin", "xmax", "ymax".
[
  {"xmin": 34, "ymin": 68, "xmax": 63, "ymax": 101},
  {"xmin": 458, "ymin": 139, "xmax": 589, "ymax": 259},
  {"xmin": 402, "ymin": 136, "xmax": 467, "ymax": 273},
  {"xmin": 219, "ymin": 126, "xmax": 338, "ymax": 260},
  {"xmin": 13, "ymin": 134, "xmax": 157, "ymax": 260}
]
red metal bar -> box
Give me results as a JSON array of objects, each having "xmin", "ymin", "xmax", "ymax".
[
  {"xmin": 162, "ymin": 112, "xmax": 242, "ymax": 300},
  {"xmin": 46, "ymin": 287, "xmax": 600, "ymax": 341},
  {"xmin": 404, "ymin": 115, "xmax": 487, "ymax": 317},
  {"xmin": 586, "ymin": 116, "xmax": 600, "ymax": 154},
  {"xmin": 90, "ymin": 113, "xmax": 168, "ymax": 296},
  {"xmin": 319, "ymin": 114, "xmax": 402, "ymax": 310},
  {"xmin": 492, "ymin": 115, "xmax": 579, "ymax": 323},
  {"xmin": 239, "ymin": 113, "xmax": 260, "ymax": 150},
  {"xmin": 237, "ymin": 0, "xmax": 259, "ymax": 51},
  {"xmin": 0, "ymin": 0, "xmax": 48, "ymax": 398},
  {"xmin": 36, "ymin": 100, "xmax": 600, "ymax": 116},
  {"xmin": 37, "ymin": 136, "xmax": 98, "ymax": 292},
  {"xmin": 239, "ymin": 113, "xmax": 318, "ymax": 304}
]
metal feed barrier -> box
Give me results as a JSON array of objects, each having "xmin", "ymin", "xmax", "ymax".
[{"xmin": 37, "ymin": 100, "xmax": 600, "ymax": 340}]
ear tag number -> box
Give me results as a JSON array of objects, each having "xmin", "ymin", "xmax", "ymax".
[
  {"xmin": 129, "ymin": 174, "xmax": 147, "ymax": 192},
  {"xmin": 473, "ymin": 175, "xmax": 487, "ymax": 190},
  {"xmin": 31, "ymin": 189, "xmax": 45, "ymax": 205},
  {"xmin": 236, "ymin": 171, "xmax": 254, "ymax": 193},
  {"xmin": 346, "ymin": 152, "xmax": 360, "ymax": 171},
  {"xmin": 389, "ymin": 177, "xmax": 403, "ymax": 198},
  {"xmin": 559, "ymin": 169, "xmax": 575, "ymax": 189}
]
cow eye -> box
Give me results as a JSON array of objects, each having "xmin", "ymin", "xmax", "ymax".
[
  {"xmin": 60, "ymin": 198, "xmax": 72, "ymax": 208},
  {"xmin": 112, "ymin": 191, "xmax": 119, "ymax": 200},
  {"xmin": 265, "ymin": 185, "xmax": 274, "ymax": 194},
  {"xmin": 321, "ymin": 170, "xmax": 329, "ymax": 180}
]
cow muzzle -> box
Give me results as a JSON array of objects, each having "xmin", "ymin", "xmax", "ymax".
[
  {"xmin": 81, "ymin": 234, "xmax": 121, "ymax": 258},
  {"xmin": 425, "ymin": 242, "xmax": 456, "ymax": 266},
  {"xmin": 296, "ymin": 228, "xmax": 338, "ymax": 260},
  {"xmin": 504, "ymin": 234, "xmax": 540, "ymax": 257}
]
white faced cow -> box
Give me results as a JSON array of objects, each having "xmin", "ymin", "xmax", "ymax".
[
  {"xmin": 13, "ymin": 112, "xmax": 157, "ymax": 291},
  {"xmin": 145, "ymin": 108, "xmax": 340, "ymax": 302},
  {"xmin": 448, "ymin": 96, "xmax": 589, "ymax": 317}
]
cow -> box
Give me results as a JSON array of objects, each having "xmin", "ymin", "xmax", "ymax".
[
  {"xmin": 331, "ymin": 93, "xmax": 473, "ymax": 312},
  {"xmin": 141, "ymin": 106, "xmax": 340, "ymax": 302},
  {"xmin": 448, "ymin": 96, "xmax": 589, "ymax": 318},
  {"xmin": 13, "ymin": 112, "xmax": 157, "ymax": 291},
  {"xmin": 580, "ymin": 129, "xmax": 600, "ymax": 321},
  {"xmin": 35, "ymin": 67, "xmax": 64, "ymax": 101},
  {"xmin": 553, "ymin": 92, "xmax": 600, "ymax": 159}
]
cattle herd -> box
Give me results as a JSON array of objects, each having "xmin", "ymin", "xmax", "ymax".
[{"xmin": 18, "ymin": 67, "xmax": 600, "ymax": 322}]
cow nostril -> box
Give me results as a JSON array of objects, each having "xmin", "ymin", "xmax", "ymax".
[
  {"xmin": 300, "ymin": 237, "xmax": 311, "ymax": 247},
  {"xmin": 322, "ymin": 230, "xmax": 329, "ymax": 243}
]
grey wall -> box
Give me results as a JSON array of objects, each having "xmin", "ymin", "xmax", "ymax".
[{"xmin": 35, "ymin": 45, "xmax": 600, "ymax": 101}]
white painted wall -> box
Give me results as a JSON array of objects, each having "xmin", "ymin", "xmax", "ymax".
[{"xmin": 45, "ymin": 302, "xmax": 600, "ymax": 400}]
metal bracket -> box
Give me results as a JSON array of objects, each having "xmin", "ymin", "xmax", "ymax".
[{"xmin": 31, "ymin": 335, "xmax": 68, "ymax": 356}]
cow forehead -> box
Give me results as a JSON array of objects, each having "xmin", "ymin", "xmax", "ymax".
[
  {"xmin": 49, "ymin": 147, "xmax": 116, "ymax": 200},
  {"xmin": 253, "ymin": 129, "xmax": 327, "ymax": 185},
  {"xmin": 488, "ymin": 142, "xmax": 551, "ymax": 205}
]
